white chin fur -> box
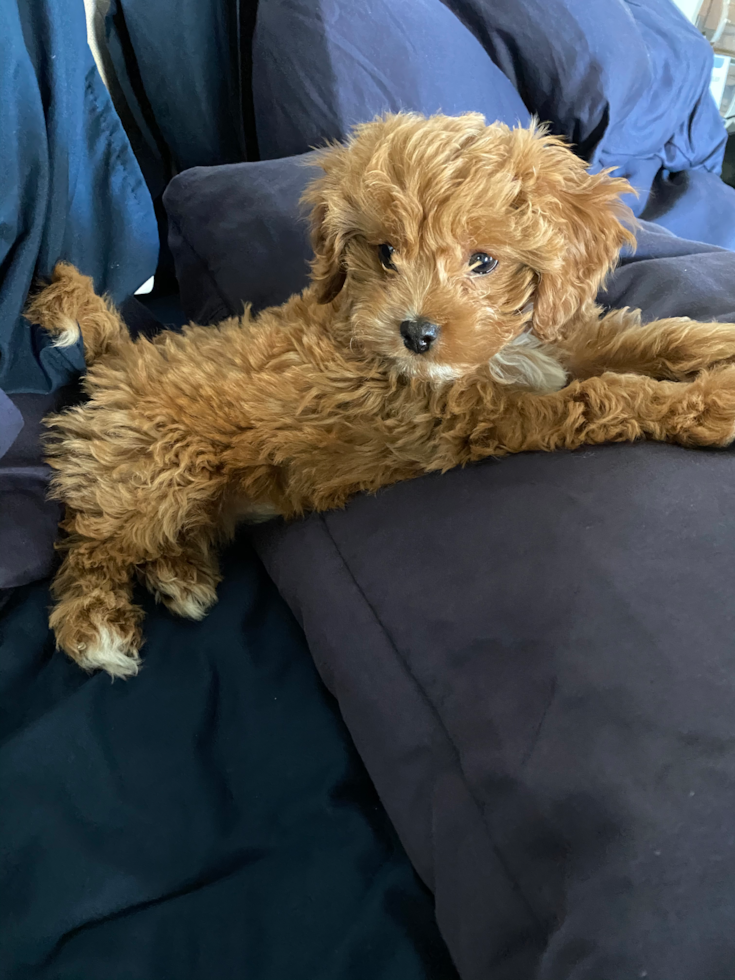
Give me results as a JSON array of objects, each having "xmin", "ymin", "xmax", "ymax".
[
  {"xmin": 404, "ymin": 332, "xmax": 567, "ymax": 391},
  {"xmin": 421, "ymin": 362, "xmax": 465, "ymax": 383},
  {"xmin": 488, "ymin": 332, "xmax": 568, "ymax": 392},
  {"xmin": 76, "ymin": 627, "xmax": 140, "ymax": 679}
]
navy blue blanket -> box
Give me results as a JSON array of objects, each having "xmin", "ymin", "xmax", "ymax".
[{"xmin": 0, "ymin": 536, "xmax": 456, "ymax": 980}]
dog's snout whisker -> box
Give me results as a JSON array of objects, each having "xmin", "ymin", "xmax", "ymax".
[{"xmin": 400, "ymin": 318, "xmax": 440, "ymax": 354}]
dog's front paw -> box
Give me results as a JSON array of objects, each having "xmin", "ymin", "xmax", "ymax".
[{"xmin": 682, "ymin": 365, "xmax": 735, "ymax": 448}]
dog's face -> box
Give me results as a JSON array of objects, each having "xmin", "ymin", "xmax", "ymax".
[{"xmin": 303, "ymin": 113, "xmax": 635, "ymax": 381}]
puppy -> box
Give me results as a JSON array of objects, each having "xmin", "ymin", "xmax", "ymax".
[{"xmin": 27, "ymin": 112, "xmax": 735, "ymax": 678}]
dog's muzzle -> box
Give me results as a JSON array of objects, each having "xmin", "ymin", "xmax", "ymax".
[{"xmin": 400, "ymin": 318, "xmax": 440, "ymax": 354}]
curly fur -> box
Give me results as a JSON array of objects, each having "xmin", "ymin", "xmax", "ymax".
[{"xmin": 25, "ymin": 112, "xmax": 735, "ymax": 677}]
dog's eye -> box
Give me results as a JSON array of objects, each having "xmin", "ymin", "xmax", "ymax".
[
  {"xmin": 469, "ymin": 252, "xmax": 498, "ymax": 275},
  {"xmin": 378, "ymin": 243, "xmax": 396, "ymax": 271}
]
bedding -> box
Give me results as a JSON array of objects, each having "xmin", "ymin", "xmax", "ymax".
[
  {"xmin": 164, "ymin": 155, "xmax": 315, "ymax": 326},
  {"xmin": 103, "ymin": 0, "xmax": 255, "ymax": 178},
  {"xmin": 443, "ymin": 0, "xmax": 727, "ymax": 210},
  {"xmin": 0, "ymin": 534, "xmax": 457, "ymax": 980},
  {"xmin": 251, "ymin": 0, "xmax": 529, "ymax": 160},
  {"xmin": 6, "ymin": 1, "xmax": 735, "ymax": 978}
]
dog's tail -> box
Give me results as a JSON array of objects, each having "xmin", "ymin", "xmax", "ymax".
[{"xmin": 25, "ymin": 262, "xmax": 133, "ymax": 366}]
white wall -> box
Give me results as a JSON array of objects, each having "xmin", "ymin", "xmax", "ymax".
[
  {"xmin": 670, "ymin": 0, "xmax": 704, "ymax": 22},
  {"xmin": 82, "ymin": 0, "xmax": 110, "ymax": 87}
]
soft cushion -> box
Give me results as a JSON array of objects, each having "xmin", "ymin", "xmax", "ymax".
[
  {"xmin": 638, "ymin": 168, "xmax": 735, "ymax": 251},
  {"xmin": 252, "ymin": 440, "xmax": 735, "ymax": 980},
  {"xmin": 601, "ymin": 222, "xmax": 735, "ymax": 321},
  {"xmin": 251, "ymin": 0, "xmax": 529, "ymax": 160},
  {"xmin": 164, "ymin": 155, "xmax": 315, "ymax": 324},
  {"xmin": 165, "ymin": 154, "xmax": 735, "ymax": 977}
]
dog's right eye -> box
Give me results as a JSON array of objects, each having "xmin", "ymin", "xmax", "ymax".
[{"xmin": 378, "ymin": 243, "xmax": 396, "ymax": 271}]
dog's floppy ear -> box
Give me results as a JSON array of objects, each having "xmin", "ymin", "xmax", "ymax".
[
  {"xmin": 510, "ymin": 126, "xmax": 636, "ymax": 341},
  {"xmin": 301, "ymin": 144, "xmax": 353, "ymax": 304}
]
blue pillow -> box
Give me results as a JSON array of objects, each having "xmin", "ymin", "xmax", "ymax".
[
  {"xmin": 444, "ymin": 0, "xmax": 727, "ymax": 216},
  {"xmin": 164, "ymin": 155, "xmax": 315, "ymax": 324},
  {"xmin": 251, "ymin": 0, "xmax": 529, "ymax": 160}
]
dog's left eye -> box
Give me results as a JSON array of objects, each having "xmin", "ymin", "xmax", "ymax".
[
  {"xmin": 378, "ymin": 243, "xmax": 396, "ymax": 271},
  {"xmin": 469, "ymin": 252, "xmax": 498, "ymax": 275}
]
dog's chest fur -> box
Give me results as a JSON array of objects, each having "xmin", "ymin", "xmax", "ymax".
[{"xmin": 488, "ymin": 332, "xmax": 568, "ymax": 393}]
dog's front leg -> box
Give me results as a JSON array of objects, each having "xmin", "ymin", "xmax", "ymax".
[
  {"xmin": 465, "ymin": 366, "xmax": 735, "ymax": 458},
  {"xmin": 560, "ymin": 309, "xmax": 735, "ymax": 381}
]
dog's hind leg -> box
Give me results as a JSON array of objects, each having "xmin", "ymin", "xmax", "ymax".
[
  {"xmin": 561, "ymin": 309, "xmax": 735, "ymax": 381},
  {"xmin": 138, "ymin": 530, "xmax": 222, "ymax": 621},
  {"xmin": 50, "ymin": 536, "xmax": 144, "ymax": 679},
  {"xmin": 25, "ymin": 262, "xmax": 132, "ymax": 365}
]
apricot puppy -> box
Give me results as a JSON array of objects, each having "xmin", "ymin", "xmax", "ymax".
[{"xmin": 27, "ymin": 112, "xmax": 735, "ymax": 677}]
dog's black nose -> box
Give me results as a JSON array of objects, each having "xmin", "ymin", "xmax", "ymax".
[{"xmin": 400, "ymin": 318, "xmax": 440, "ymax": 354}]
